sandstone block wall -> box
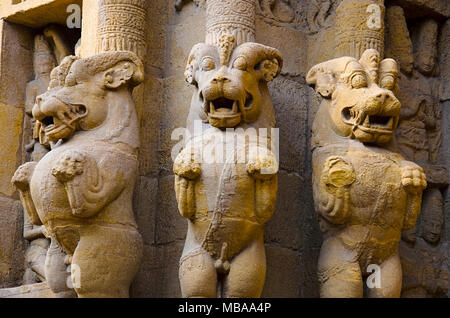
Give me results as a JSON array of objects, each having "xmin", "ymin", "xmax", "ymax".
[{"xmin": 0, "ymin": 0, "xmax": 448, "ymax": 297}]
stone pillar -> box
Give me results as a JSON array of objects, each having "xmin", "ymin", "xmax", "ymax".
[
  {"xmin": 96, "ymin": 0, "xmax": 148, "ymax": 61},
  {"xmin": 335, "ymin": 0, "xmax": 385, "ymax": 59},
  {"xmin": 205, "ymin": 0, "xmax": 256, "ymax": 46},
  {"xmin": 0, "ymin": 20, "xmax": 33, "ymax": 288},
  {"xmin": 175, "ymin": 0, "xmax": 283, "ymax": 298}
]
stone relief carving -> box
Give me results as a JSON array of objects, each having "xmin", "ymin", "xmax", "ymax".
[
  {"xmin": 400, "ymin": 188, "xmax": 449, "ymax": 298},
  {"xmin": 22, "ymin": 210, "xmax": 48, "ymax": 284},
  {"xmin": 42, "ymin": 26, "xmax": 72, "ymax": 65},
  {"xmin": 25, "ymin": 35, "xmax": 55, "ymax": 116},
  {"xmin": 22, "ymin": 33, "xmax": 77, "ymax": 297},
  {"xmin": 12, "ymin": 51, "xmax": 144, "ymax": 297},
  {"xmin": 386, "ymin": 15, "xmax": 448, "ymax": 298},
  {"xmin": 307, "ymin": 49, "xmax": 426, "ymax": 297},
  {"xmin": 175, "ymin": 0, "xmax": 205, "ymax": 12},
  {"xmin": 259, "ymin": 0, "xmax": 295, "ymax": 23},
  {"xmin": 307, "ymin": 0, "xmax": 332, "ymax": 33},
  {"xmin": 96, "ymin": 0, "xmax": 147, "ymax": 61},
  {"xmin": 395, "ymin": 18, "xmax": 441, "ymax": 163},
  {"xmin": 174, "ymin": 0, "xmax": 282, "ymax": 298},
  {"xmin": 336, "ymin": 0, "xmax": 385, "ymax": 59},
  {"xmin": 385, "ymin": 6, "xmax": 414, "ymax": 75}
]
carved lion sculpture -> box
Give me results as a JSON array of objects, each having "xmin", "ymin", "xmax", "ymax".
[
  {"xmin": 174, "ymin": 35, "xmax": 282, "ymax": 297},
  {"xmin": 306, "ymin": 49, "xmax": 427, "ymax": 298},
  {"xmin": 12, "ymin": 51, "xmax": 144, "ymax": 298}
]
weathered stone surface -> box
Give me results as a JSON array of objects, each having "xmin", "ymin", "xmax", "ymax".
[
  {"xmin": 307, "ymin": 49, "xmax": 426, "ymax": 297},
  {"xmin": 265, "ymin": 170, "xmax": 304, "ymax": 250},
  {"xmin": 12, "ymin": 52, "xmax": 145, "ymax": 298},
  {"xmin": 269, "ymin": 77, "xmax": 309, "ymax": 175},
  {"xmin": 443, "ymin": 101, "xmax": 450, "ymax": 246},
  {"xmin": 0, "ymin": 21, "xmax": 33, "ymax": 109},
  {"xmin": 0, "ymin": 0, "xmax": 449, "ymax": 300},
  {"xmin": 174, "ymin": 0, "xmax": 282, "ymax": 298},
  {"xmin": 0, "ymin": 0, "xmax": 83, "ymax": 28},
  {"xmin": 385, "ymin": 6, "xmax": 414, "ymax": 74},
  {"xmin": 0, "ymin": 103, "xmax": 24, "ymax": 197},
  {"xmin": 440, "ymin": 19, "xmax": 450, "ymax": 101},
  {"xmin": 336, "ymin": 0, "xmax": 385, "ymax": 60},
  {"xmin": 390, "ymin": 0, "xmax": 449, "ymax": 18},
  {"xmin": 138, "ymin": 77, "xmax": 163, "ymax": 177},
  {"xmin": 399, "ymin": 188, "xmax": 448, "ymax": 298},
  {"xmin": 79, "ymin": 0, "xmax": 100, "ymax": 58},
  {"xmin": 134, "ymin": 176, "xmax": 158, "ymax": 246},
  {"xmin": 0, "ymin": 196, "xmax": 24, "ymax": 288},
  {"xmin": 261, "ymin": 246, "xmax": 301, "ymax": 297},
  {"xmin": 159, "ymin": 76, "xmax": 193, "ymax": 175},
  {"xmin": 0, "ymin": 282, "xmax": 54, "ymax": 298},
  {"xmin": 130, "ymin": 241, "xmax": 184, "ymax": 298},
  {"xmin": 156, "ymin": 174, "xmax": 186, "ymax": 244},
  {"xmin": 166, "ymin": 4, "xmax": 205, "ymax": 77},
  {"xmin": 256, "ymin": 18, "xmax": 307, "ymax": 77}
]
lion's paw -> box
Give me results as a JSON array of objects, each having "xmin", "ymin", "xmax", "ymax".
[
  {"xmin": 12, "ymin": 162, "xmax": 37, "ymax": 191},
  {"xmin": 52, "ymin": 150, "xmax": 86, "ymax": 182},
  {"xmin": 401, "ymin": 163, "xmax": 427, "ymax": 194},
  {"xmin": 247, "ymin": 148, "xmax": 278, "ymax": 179},
  {"xmin": 173, "ymin": 149, "xmax": 201, "ymax": 180}
]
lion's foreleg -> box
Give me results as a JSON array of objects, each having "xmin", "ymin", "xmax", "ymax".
[
  {"xmin": 12, "ymin": 162, "xmax": 42, "ymax": 225},
  {"xmin": 52, "ymin": 150, "xmax": 126, "ymax": 218}
]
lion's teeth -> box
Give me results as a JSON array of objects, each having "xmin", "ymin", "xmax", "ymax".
[
  {"xmin": 232, "ymin": 101, "xmax": 238, "ymax": 113},
  {"xmin": 388, "ymin": 117, "xmax": 394, "ymax": 129},
  {"xmin": 210, "ymin": 101, "xmax": 215, "ymax": 114},
  {"xmin": 363, "ymin": 116, "xmax": 370, "ymax": 127}
]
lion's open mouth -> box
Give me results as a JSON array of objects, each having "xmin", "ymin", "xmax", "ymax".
[
  {"xmin": 204, "ymin": 96, "xmax": 243, "ymax": 128},
  {"xmin": 342, "ymin": 107, "xmax": 395, "ymax": 134},
  {"xmin": 209, "ymin": 97, "xmax": 239, "ymax": 115}
]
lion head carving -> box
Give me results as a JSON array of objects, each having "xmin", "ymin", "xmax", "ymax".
[
  {"xmin": 32, "ymin": 52, "xmax": 144, "ymax": 149},
  {"xmin": 307, "ymin": 49, "xmax": 401, "ymax": 145},
  {"xmin": 184, "ymin": 35, "xmax": 283, "ymax": 129}
]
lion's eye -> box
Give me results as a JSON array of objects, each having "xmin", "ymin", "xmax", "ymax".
[
  {"xmin": 201, "ymin": 57, "xmax": 215, "ymax": 71},
  {"xmin": 233, "ymin": 56, "xmax": 247, "ymax": 71},
  {"xmin": 65, "ymin": 74, "xmax": 77, "ymax": 87},
  {"xmin": 351, "ymin": 73, "xmax": 367, "ymax": 89}
]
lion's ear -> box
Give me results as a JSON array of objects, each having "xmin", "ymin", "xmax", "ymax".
[
  {"xmin": 306, "ymin": 64, "xmax": 336, "ymax": 98},
  {"xmin": 184, "ymin": 43, "xmax": 208, "ymax": 86},
  {"xmin": 103, "ymin": 61, "xmax": 136, "ymax": 89},
  {"xmin": 260, "ymin": 58, "xmax": 280, "ymax": 82},
  {"xmin": 185, "ymin": 54, "xmax": 197, "ymax": 85}
]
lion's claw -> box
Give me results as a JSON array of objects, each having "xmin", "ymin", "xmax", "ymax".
[
  {"xmin": 401, "ymin": 164, "xmax": 427, "ymax": 194},
  {"xmin": 247, "ymin": 148, "xmax": 278, "ymax": 179},
  {"xmin": 173, "ymin": 149, "xmax": 201, "ymax": 180},
  {"xmin": 52, "ymin": 150, "xmax": 86, "ymax": 182},
  {"xmin": 11, "ymin": 162, "xmax": 37, "ymax": 191}
]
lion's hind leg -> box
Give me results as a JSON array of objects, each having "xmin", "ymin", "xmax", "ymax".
[
  {"xmin": 318, "ymin": 238, "xmax": 363, "ymax": 298},
  {"xmin": 366, "ymin": 253, "xmax": 402, "ymax": 298},
  {"xmin": 71, "ymin": 226, "xmax": 143, "ymax": 298},
  {"xmin": 222, "ymin": 238, "xmax": 266, "ymax": 298},
  {"xmin": 179, "ymin": 249, "xmax": 217, "ymax": 298}
]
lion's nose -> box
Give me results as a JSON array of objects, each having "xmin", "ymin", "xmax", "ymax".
[
  {"xmin": 211, "ymin": 74, "xmax": 231, "ymax": 84},
  {"xmin": 374, "ymin": 92, "xmax": 392, "ymax": 104},
  {"xmin": 372, "ymin": 90, "xmax": 400, "ymax": 115}
]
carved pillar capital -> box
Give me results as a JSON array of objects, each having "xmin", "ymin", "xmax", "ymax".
[
  {"xmin": 336, "ymin": 0, "xmax": 385, "ymax": 60},
  {"xmin": 205, "ymin": 0, "xmax": 256, "ymax": 46},
  {"xmin": 96, "ymin": 0, "xmax": 148, "ymax": 61}
]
